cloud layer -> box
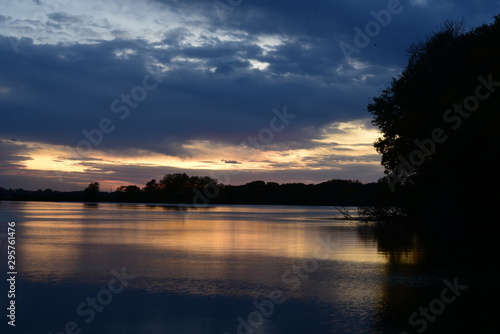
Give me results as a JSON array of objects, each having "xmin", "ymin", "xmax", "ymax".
[{"xmin": 1, "ymin": 0, "xmax": 498, "ymax": 190}]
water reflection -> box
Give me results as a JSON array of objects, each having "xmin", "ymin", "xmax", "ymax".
[
  {"xmin": 358, "ymin": 219, "xmax": 499, "ymax": 333},
  {"xmin": 357, "ymin": 223, "xmax": 424, "ymax": 265},
  {"xmin": 5, "ymin": 201, "xmax": 492, "ymax": 333},
  {"xmin": 16, "ymin": 203, "xmax": 388, "ymax": 286}
]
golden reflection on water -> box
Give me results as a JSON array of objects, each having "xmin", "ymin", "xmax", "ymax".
[
  {"xmin": 0, "ymin": 200, "xmax": 433, "ymax": 322},
  {"xmin": 19, "ymin": 203, "xmax": 383, "ymax": 255},
  {"xmin": 1, "ymin": 200, "xmax": 459, "ymax": 334},
  {"xmin": 10, "ymin": 201, "xmax": 420, "ymax": 302}
]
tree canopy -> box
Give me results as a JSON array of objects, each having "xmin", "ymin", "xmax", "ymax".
[
  {"xmin": 83, "ymin": 182, "xmax": 100, "ymax": 201},
  {"xmin": 368, "ymin": 16, "xmax": 500, "ymax": 224}
]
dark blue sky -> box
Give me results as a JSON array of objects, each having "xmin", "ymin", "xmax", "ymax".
[{"xmin": 1, "ymin": 0, "xmax": 499, "ymax": 190}]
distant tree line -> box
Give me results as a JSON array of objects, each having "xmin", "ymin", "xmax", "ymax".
[{"xmin": 0, "ymin": 173, "xmax": 385, "ymax": 206}]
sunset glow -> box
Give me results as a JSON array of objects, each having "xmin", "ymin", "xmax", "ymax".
[{"xmin": 1, "ymin": 119, "xmax": 382, "ymax": 190}]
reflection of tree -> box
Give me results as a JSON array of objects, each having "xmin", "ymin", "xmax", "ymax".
[
  {"xmin": 83, "ymin": 203, "xmax": 99, "ymax": 209},
  {"xmin": 360, "ymin": 221, "xmax": 499, "ymax": 334},
  {"xmin": 357, "ymin": 223, "xmax": 424, "ymax": 265}
]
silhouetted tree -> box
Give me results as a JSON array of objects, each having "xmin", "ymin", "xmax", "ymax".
[
  {"xmin": 124, "ymin": 185, "xmax": 141, "ymax": 202},
  {"xmin": 368, "ymin": 16, "xmax": 500, "ymax": 225},
  {"xmin": 83, "ymin": 182, "xmax": 100, "ymax": 201},
  {"xmin": 157, "ymin": 173, "xmax": 218, "ymax": 203},
  {"xmin": 143, "ymin": 179, "xmax": 160, "ymax": 192}
]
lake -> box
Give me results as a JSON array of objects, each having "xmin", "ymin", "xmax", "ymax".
[{"xmin": 0, "ymin": 201, "xmax": 496, "ymax": 333}]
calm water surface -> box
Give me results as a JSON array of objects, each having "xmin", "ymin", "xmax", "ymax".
[{"xmin": 0, "ymin": 201, "xmax": 493, "ymax": 333}]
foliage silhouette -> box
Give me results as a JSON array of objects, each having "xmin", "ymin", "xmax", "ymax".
[
  {"xmin": 83, "ymin": 182, "xmax": 100, "ymax": 201},
  {"xmin": 368, "ymin": 16, "xmax": 500, "ymax": 226},
  {"xmin": 0, "ymin": 174, "xmax": 380, "ymax": 206}
]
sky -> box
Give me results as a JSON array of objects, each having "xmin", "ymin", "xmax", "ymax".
[{"xmin": 0, "ymin": 0, "xmax": 499, "ymax": 191}]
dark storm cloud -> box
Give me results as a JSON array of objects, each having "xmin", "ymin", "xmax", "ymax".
[
  {"xmin": 0, "ymin": 28, "xmax": 389, "ymax": 156},
  {"xmin": 1, "ymin": 0, "xmax": 499, "ymax": 190},
  {"xmin": 0, "ymin": 140, "xmax": 33, "ymax": 169}
]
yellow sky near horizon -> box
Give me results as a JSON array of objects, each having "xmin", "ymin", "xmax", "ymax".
[{"xmin": 2, "ymin": 119, "xmax": 383, "ymax": 190}]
